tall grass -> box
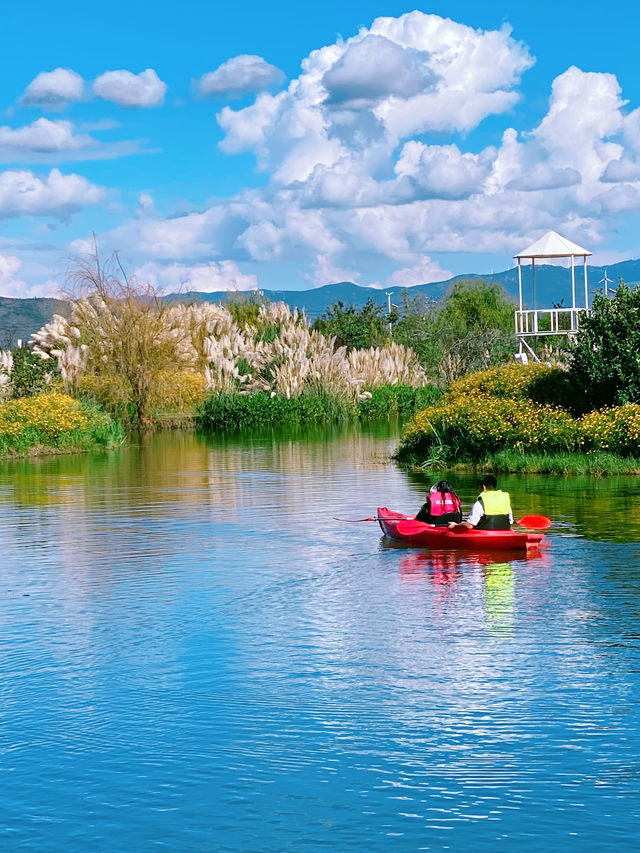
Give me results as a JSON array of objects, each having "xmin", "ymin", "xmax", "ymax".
[
  {"xmin": 197, "ymin": 390, "xmax": 358, "ymax": 430},
  {"xmin": 357, "ymin": 384, "xmax": 443, "ymax": 419}
]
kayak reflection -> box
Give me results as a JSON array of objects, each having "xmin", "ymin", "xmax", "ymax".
[{"xmin": 483, "ymin": 561, "xmax": 515, "ymax": 637}]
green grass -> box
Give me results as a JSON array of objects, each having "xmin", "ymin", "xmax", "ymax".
[
  {"xmin": 197, "ymin": 390, "xmax": 358, "ymax": 430},
  {"xmin": 400, "ymin": 448, "xmax": 640, "ymax": 476},
  {"xmin": 197, "ymin": 384, "xmax": 442, "ymax": 430},
  {"xmin": 357, "ymin": 384, "xmax": 442, "ymax": 419}
]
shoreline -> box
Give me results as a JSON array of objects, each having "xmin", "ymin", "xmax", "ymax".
[{"xmin": 396, "ymin": 449, "xmax": 640, "ymax": 476}]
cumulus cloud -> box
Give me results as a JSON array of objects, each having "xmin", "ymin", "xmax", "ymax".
[
  {"xmin": 93, "ymin": 69, "xmax": 167, "ymax": 107},
  {"xmin": 20, "ymin": 68, "xmax": 85, "ymax": 108},
  {"xmin": 322, "ymin": 35, "xmax": 438, "ymax": 107},
  {"xmin": 37, "ymin": 14, "xmax": 640, "ymax": 298},
  {"xmin": 0, "ymin": 252, "xmax": 28, "ymax": 296},
  {"xmin": 601, "ymin": 157, "xmax": 640, "ymax": 183},
  {"xmin": 198, "ymin": 55, "xmax": 285, "ymax": 98},
  {"xmin": 388, "ymin": 257, "xmax": 453, "ymax": 287},
  {"xmin": 395, "ymin": 142, "xmax": 496, "ymax": 200},
  {"xmin": 0, "ymin": 118, "xmax": 93, "ymax": 155},
  {"xmin": 134, "ymin": 260, "xmax": 258, "ymax": 292},
  {"xmin": 217, "ymin": 11, "xmax": 533, "ymax": 185},
  {"xmin": 0, "ymin": 168, "xmax": 104, "ymax": 219}
]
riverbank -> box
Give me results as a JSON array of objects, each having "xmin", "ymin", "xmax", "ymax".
[
  {"xmin": 398, "ymin": 448, "xmax": 640, "ymax": 476},
  {"xmin": 395, "ymin": 364, "xmax": 640, "ymax": 476},
  {"xmin": 0, "ymin": 392, "xmax": 124, "ymax": 458}
]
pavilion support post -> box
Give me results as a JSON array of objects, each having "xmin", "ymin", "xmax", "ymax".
[
  {"xmin": 583, "ymin": 255, "xmax": 588, "ymax": 309},
  {"xmin": 532, "ymin": 258, "xmax": 536, "ymax": 333},
  {"xmin": 518, "ymin": 258, "xmax": 522, "ymax": 311}
]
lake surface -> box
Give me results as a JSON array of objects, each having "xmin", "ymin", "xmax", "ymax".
[{"xmin": 1, "ymin": 424, "xmax": 640, "ymax": 851}]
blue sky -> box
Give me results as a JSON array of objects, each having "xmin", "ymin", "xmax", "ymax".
[{"xmin": 1, "ymin": 0, "xmax": 640, "ymax": 296}]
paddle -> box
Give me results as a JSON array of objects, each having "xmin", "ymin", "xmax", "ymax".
[
  {"xmin": 334, "ymin": 514, "xmax": 551, "ymax": 529},
  {"xmin": 516, "ymin": 515, "xmax": 552, "ymax": 529},
  {"xmin": 334, "ymin": 516, "xmax": 410, "ymax": 523}
]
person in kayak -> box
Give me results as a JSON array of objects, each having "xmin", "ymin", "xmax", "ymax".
[
  {"xmin": 448, "ymin": 474, "xmax": 513, "ymax": 531},
  {"xmin": 416, "ymin": 480, "xmax": 463, "ymax": 526}
]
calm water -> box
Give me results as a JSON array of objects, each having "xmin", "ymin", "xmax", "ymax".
[{"xmin": 1, "ymin": 424, "xmax": 640, "ymax": 851}]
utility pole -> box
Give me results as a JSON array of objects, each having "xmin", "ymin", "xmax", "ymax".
[{"xmin": 385, "ymin": 291, "xmax": 395, "ymax": 332}]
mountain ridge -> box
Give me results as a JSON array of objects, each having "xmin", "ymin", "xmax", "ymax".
[{"xmin": 2, "ymin": 259, "xmax": 639, "ymax": 348}]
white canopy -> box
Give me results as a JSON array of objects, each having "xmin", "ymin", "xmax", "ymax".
[
  {"xmin": 514, "ymin": 229, "xmax": 592, "ymax": 313},
  {"xmin": 515, "ymin": 230, "xmax": 592, "ymax": 259}
]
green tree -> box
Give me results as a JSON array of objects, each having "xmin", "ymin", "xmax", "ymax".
[
  {"xmin": 312, "ymin": 298, "xmax": 390, "ymax": 350},
  {"xmin": 394, "ymin": 280, "xmax": 516, "ymax": 382},
  {"xmin": 10, "ymin": 346, "xmax": 58, "ymax": 397},
  {"xmin": 569, "ymin": 279, "xmax": 640, "ymax": 411},
  {"xmin": 224, "ymin": 291, "xmax": 269, "ymax": 328}
]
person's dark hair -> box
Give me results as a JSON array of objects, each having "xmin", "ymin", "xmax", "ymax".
[
  {"xmin": 430, "ymin": 479, "xmax": 460, "ymax": 511},
  {"xmin": 480, "ymin": 474, "xmax": 498, "ymax": 490}
]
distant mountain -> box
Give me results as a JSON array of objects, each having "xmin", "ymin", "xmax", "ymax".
[
  {"xmin": 182, "ymin": 258, "xmax": 640, "ymax": 318},
  {"xmin": 2, "ymin": 259, "xmax": 639, "ymax": 348},
  {"xmin": 0, "ymin": 296, "xmax": 69, "ymax": 349}
]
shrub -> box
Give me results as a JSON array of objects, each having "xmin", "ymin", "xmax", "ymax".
[
  {"xmin": 447, "ymin": 363, "xmax": 573, "ymax": 408},
  {"xmin": 313, "ymin": 299, "xmax": 390, "ymax": 350},
  {"xmin": 9, "ymin": 347, "xmax": 60, "ymax": 398},
  {"xmin": 0, "ymin": 392, "xmax": 123, "ymax": 455},
  {"xmin": 397, "ymin": 395, "xmax": 577, "ymax": 463},
  {"xmin": 569, "ymin": 281, "xmax": 640, "ymax": 411},
  {"xmin": 579, "ymin": 404, "xmax": 640, "ymax": 456}
]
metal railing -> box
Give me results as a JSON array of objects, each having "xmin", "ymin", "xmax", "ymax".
[{"xmin": 515, "ymin": 307, "xmax": 590, "ymax": 336}]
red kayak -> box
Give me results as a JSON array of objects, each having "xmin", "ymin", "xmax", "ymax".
[{"xmin": 377, "ymin": 507, "xmax": 545, "ymax": 551}]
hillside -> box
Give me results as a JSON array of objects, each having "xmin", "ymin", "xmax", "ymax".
[
  {"xmin": 0, "ymin": 296, "xmax": 70, "ymax": 349},
  {"xmin": 2, "ymin": 259, "xmax": 639, "ymax": 347}
]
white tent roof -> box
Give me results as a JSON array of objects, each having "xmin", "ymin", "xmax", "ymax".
[{"xmin": 514, "ymin": 230, "xmax": 592, "ymax": 259}]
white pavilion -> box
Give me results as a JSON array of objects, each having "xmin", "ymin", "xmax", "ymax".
[{"xmin": 514, "ymin": 230, "xmax": 592, "ymax": 359}]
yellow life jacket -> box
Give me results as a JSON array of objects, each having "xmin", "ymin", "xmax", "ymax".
[{"xmin": 477, "ymin": 489, "xmax": 511, "ymax": 530}]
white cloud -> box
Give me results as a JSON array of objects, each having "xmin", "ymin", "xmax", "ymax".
[
  {"xmin": 134, "ymin": 260, "xmax": 258, "ymax": 292},
  {"xmin": 601, "ymin": 157, "xmax": 640, "ymax": 183},
  {"xmin": 395, "ymin": 142, "xmax": 496, "ymax": 200},
  {"xmin": 0, "ymin": 118, "xmax": 93, "ymax": 154},
  {"xmin": 217, "ymin": 11, "xmax": 533, "ymax": 186},
  {"xmin": 322, "ymin": 34, "xmax": 437, "ymax": 107},
  {"xmin": 388, "ymin": 257, "xmax": 453, "ymax": 287},
  {"xmin": 20, "ymin": 68, "xmax": 85, "ymax": 108},
  {"xmin": 0, "ymin": 168, "xmax": 104, "ymax": 219},
  {"xmin": 198, "ymin": 55, "xmax": 285, "ymax": 98},
  {"xmin": 533, "ymin": 66, "xmax": 625, "ymax": 190},
  {"xmin": 0, "ymin": 252, "xmax": 28, "ymax": 296},
  {"xmin": 43, "ymin": 16, "xmax": 640, "ymax": 297},
  {"xmin": 93, "ymin": 69, "xmax": 167, "ymax": 107}
]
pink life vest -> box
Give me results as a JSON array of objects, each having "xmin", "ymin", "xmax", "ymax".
[{"xmin": 428, "ymin": 493, "xmax": 461, "ymax": 517}]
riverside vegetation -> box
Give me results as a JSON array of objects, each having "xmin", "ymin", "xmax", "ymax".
[
  {"xmin": 2, "ymin": 250, "xmax": 640, "ymax": 472},
  {"xmin": 0, "ymin": 253, "xmax": 447, "ymax": 453}
]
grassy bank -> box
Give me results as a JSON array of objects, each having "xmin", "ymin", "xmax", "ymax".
[
  {"xmin": 0, "ymin": 392, "xmax": 124, "ymax": 457},
  {"xmin": 395, "ymin": 364, "xmax": 640, "ymax": 476},
  {"xmin": 196, "ymin": 384, "xmax": 441, "ymax": 430},
  {"xmin": 398, "ymin": 448, "xmax": 640, "ymax": 476}
]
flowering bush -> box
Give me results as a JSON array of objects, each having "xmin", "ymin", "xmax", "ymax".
[
  {"xmin": 0, "ymin": 392, "xmax": 122, "ymax": 454},
  {"xmin": 399, "ymin": 395, "xmax": 577, "ymax": 461},
  {"xmin": 448, "ymin": 363, "xmax": 573, "ymax": 408},
  {"xmin": 579, "ymin": 404, "xmax": 640, "ymax": 456}
]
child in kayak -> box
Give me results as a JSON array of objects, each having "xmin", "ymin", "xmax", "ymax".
[
  {"xmin": 416, "ymin": 480, "xmax": 462, "ymax": 526},
  {"xmin": 449, "ymin": 474, "xmax": 513, "ymax": 531}
]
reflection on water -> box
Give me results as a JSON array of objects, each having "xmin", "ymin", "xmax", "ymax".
[{"xmin": 1, "ymin": 424, "xmax": 640, "ymax": 851}]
